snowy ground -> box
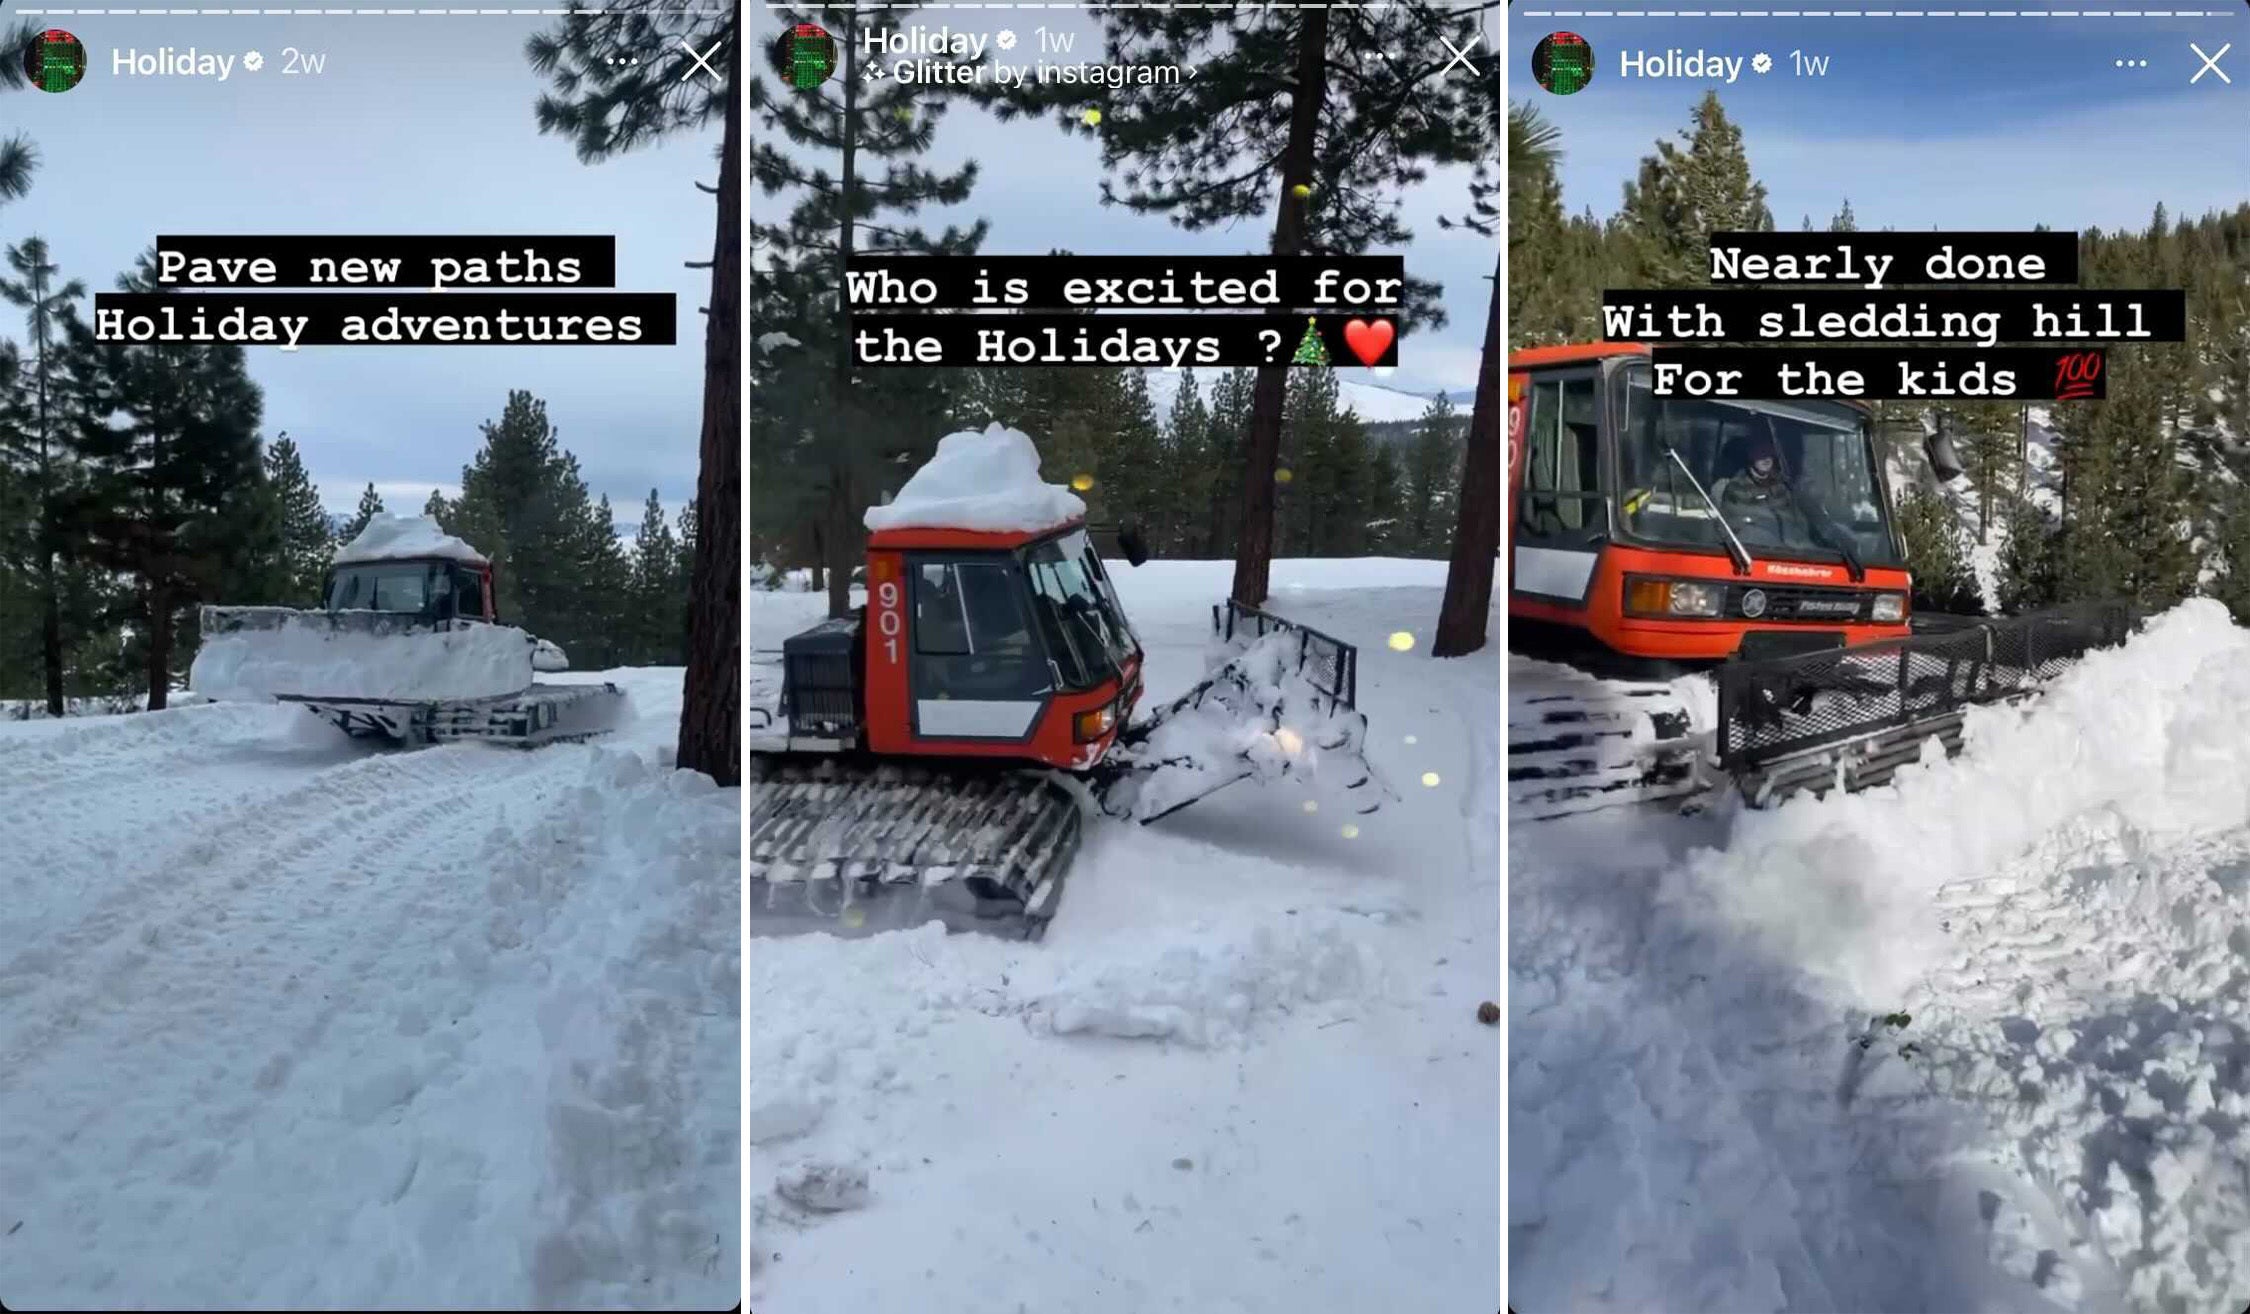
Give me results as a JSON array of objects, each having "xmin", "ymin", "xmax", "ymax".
[
  {"xmin": 0, "ymin": 667, "xmax": 739, "ymax": 1309},
  {"xmin": 1512, "ymin": 599, "xmax": 2250, "ymax": 1313},
  {"xmin": 749, "ymin": 557, "xmax": 1502, "ymax": 1312}
]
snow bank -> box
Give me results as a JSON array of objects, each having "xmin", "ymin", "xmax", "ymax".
[
  {"xmin": 191, "ymin": 617, "xmax": 536, "ymax": 702},
  {"xmin": 1679, "ymin": 599, "xmax": 2250, "ymax": 1006},
  {"xmin": 862, "ymin": 423, "xmax": 1085, "ymax": 535},
  {"xmin": 1515, "ymin": 599, "xmax": 2250, "ymax": 1313},
  {"xmin": 333, "ymin": 513, "xmax": 489, "ymax": 566}
]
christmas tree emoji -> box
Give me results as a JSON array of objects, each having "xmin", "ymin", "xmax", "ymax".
[{"xmin": 1291, "ymin": 317, "xmax": 1328, "ymax": 367}]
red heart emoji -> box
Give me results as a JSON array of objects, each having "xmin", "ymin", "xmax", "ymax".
[{"xmin": 1342, "ymin": 318, "xmax": 1394, "ymax": 367}]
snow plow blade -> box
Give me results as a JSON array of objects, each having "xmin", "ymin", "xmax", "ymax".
[
  {"xmin": 1717, "ymin": 601, "xmax": 2139, "ymax": 807},
  {"xmin": 1095, "ymin": 602, "xmax": 1393, "ymax": 823},
  {"xmin": 279, "ymin": 682, "xmax": 627, "ymax": 747},
  {"xmin": 193, "ymin": 605, "xmax": 540, "ymax": 704},
  {"xmin": 194, "ymin": 605, "xmax": 623, "ymax": 746},
  {"xmin": 748, "ymin": 761, "xmax": 1081, "ymax": 941}
]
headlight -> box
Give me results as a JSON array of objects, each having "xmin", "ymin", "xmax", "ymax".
[
  {"xmin": 1668, "ymin": 582, "xmax": 1724, "ymax": 617},
  {"xmin": 1624, "ymin": 576, "xmax": 1724, "ymax": 618},
  {"xmin": 1871, "ymin": 594, "xmax": 1906, "ymax": 623},
  {"xmin": 1072, "ymin": 705, "xmax": 1117, "ymax": 742}
]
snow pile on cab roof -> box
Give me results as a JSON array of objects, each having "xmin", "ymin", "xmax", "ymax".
[
  {"xmin": 333, "ymin": 513, "xmax": 489, "ymax": 566},
  {"xmin": 863, "ymin": 423, "xmax": 1085, "ymax": 535},
  {"xmin": 191, "ymin": 617, "xmax": 535, "ymax": 702}
]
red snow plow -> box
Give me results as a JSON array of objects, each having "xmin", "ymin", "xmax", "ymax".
[
  {"xmin": 749, "ymin": 427, "xmax": 1389, "ymax": 941},
  {"xmin": 1507, "ymin": 343, "xmax": 2141, "ymax": 818},
  {"xmin": 193, "ymin": 516, "xmax": 624, "ymax": 746}
]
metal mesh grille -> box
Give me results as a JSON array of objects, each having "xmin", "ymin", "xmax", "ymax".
[
  {"xmin": 1716, "ymin": 602, "xmax": 2138, "ymax": 770},
  {"xmin": 1211, "ymin": 599, "xmax": 1360, "ymax": 712}
]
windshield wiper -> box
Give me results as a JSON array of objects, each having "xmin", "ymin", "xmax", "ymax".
[
  {"xmin": 1665, "ymin": 446, "xmax": 1756, "ymax": 576},
  {"xmin": 1782, "ymin": 485, "xmax": 1866, "ymax": 581}
]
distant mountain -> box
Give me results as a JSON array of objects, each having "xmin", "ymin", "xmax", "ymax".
[{"xmin": 1141, "ymin": 368, "xmax": 1471, "ymax": 428}]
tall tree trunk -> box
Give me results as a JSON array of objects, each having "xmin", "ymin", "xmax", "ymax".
[
  {"xmin": 35, "ymin": 284, "xmax": 63, "ymax": 717},
  {"xmin": 826, "ymin": 7, "xmax": 862, "ymax": 622},
  {"xmin": 675, "ymin": 9, "xmax": 741, "ymax": 787},
  {"xmin": 1228, "ymin": 7, "xmax": 1329, "ymax": 608},
  {"xmin": 1432, "ymin": 258, "xmax": 1502, "ymax": 658},
  {"xmin": 40, "ymin": 551, "xmax": 63, "ymax": 714},
  {"xmin": 145, "ymin": 589, "xmax": 171, "ymax": 712},
  {"xmin": 824, "ymin": 467, "xmax": 854, "ymax": 619}
]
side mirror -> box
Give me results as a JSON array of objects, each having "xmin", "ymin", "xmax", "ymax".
[
  {"xmin": 1925, "ymin": 431, "xmax": 1966, "ymax": 483},
  {"xmin": 1118, "ymin": 525, "xmax": 1150, "ymax": 568}
]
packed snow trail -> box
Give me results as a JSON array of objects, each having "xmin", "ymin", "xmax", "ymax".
[
  {"xmin": 1512, "ymin": 600, "xmax": 2250, "ymax": 1313},
  {"xmin": 0, "ymin": 669, "xmax": 739, "ymax": 1310},
  {"xmin": 749, "ymin": 559, "xmax": 1501, "ymax": 1313}
]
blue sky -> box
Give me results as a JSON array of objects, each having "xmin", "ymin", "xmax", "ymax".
[
  {"xmin": 3, "ymin": 6, "xmax": 721, "ymax": 524},
  {"xmin": 1507, "ymin": 4, "xmax": 2247, "ymax": 234}
]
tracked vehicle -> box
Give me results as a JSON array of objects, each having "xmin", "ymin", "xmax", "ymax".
[
  {"xmin": 193, "ymin": 515, "xmax": 625, "ymax": 747},
  {"xmin": 750, "ymin": 424, "xmax": 1387, "ymax": 941},
  {"xmin": 1508, "ymin": 343, "xmax": 2136, "ymax": 819}
]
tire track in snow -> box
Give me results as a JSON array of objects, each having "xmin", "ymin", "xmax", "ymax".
[{"xmin": 0, "ymin": 720, "xmax": 604, "ymax": 1307}]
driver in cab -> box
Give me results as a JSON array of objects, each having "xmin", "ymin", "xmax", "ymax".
[{"xmin": 1710, "ymin": 430, "xmax": 1814, "ymax": 547}]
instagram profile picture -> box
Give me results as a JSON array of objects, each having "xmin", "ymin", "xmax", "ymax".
[
  {"xmin": 1532, "ymin": 32, "xmax": 1593, "ymax": 95},
  {"xmin": 772, "ymin": 22, "xmax": 838, "ymax": 89},
  {"xmin": 23, "ymin": 28, "xmax": 88, "ymax": 93}
]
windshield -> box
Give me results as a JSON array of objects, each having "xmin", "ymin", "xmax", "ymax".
[
  {"xmin": 1024, "ymin": 529, "xmax": 1136, "ymax": 689},
  {"xmin": 325, "ymin": 561, "xmax": 478, "ymax": 617},
  {"xmin": 1616, "ymin": 364, "xmax": 1900, "ymax": 568}
]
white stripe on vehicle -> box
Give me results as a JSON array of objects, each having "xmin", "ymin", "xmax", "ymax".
[
  {"xmin": 916, "ymin": 699, "xmax": 1042, "ymax": 739},
  {"xmin": 1514, "ymin": 546, "xmax": 1600, "ymax": 601}
]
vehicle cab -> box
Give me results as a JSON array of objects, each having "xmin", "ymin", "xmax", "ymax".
[
  {"xmin": 861, "ymin": 519, "xmax": 1145, "ymax": 771},
  {"xmin": 322, "ymin": 555, "xmax": 499, "ymax": 624},
  {"xmin": 1509, "ymin": 342, "xmax": 1919, "ymax": 664}
]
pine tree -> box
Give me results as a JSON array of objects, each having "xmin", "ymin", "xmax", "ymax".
[
  {"xmin": 979, "ymin": 3, "xmax": 1493, "ymax": 606},
  {"xmin": 1201, "ymin": 369, "xmax": 1254, "ymax": 559},
  {"xmin": 1618, "ymin": 92, "xmax": 1774, "ymax": 289},
  {"xmin": 1364, "ymin": 442, "xmax": 1404, "ymax": 555},
  {"xmin": 1159, "ymin": 371, "xmax": 1213, "ymax": 556},
  {"xmin": 1095, "ymin": 370, "xmax": 1166, "ymax": 532},
  {"xmin": 1896, "ymin": 486, "xmax": 1980, "ymax": 614},
  {"xmin": 1433, "ymin": 247, "xmax": 1502, "ymax": 657},
  {"xmin": 422, "ymin": 488, "xmax": 448, "ymax": 520},
  {"xmin": 631, "ymin": 488, "xmax": 684, "ymax": 663},
  {"xmin": 1995, "ymin": 488, "xmax": 2060, "ymax": 615},
  {"xmin": 342, "ymin": 481, "xmax": 387, "ymax": 541},
  {"xmin": 572, "ymin": 487, "xmax": 631, "ymax": 668},
  {"xmin": 0, "ymin": 236, "xmax": 87, "ymax": 715},
  {"xmin": 452, "ymin": 390, "xmax": 563, "ymax": 628},
  {"xmin": 1507, "ymin": 102, "xmax": 1577, "ymax": 348},
  {"xmin": 1431, "ymin": 102, "xmax": 1504, "ymax": 656},
  {"xmin": 63, "ymin": 251, "xmax": 268, "ymax": 707},
  {"xmin": 263, "ymin": 433, "xmax": 332, "ymax": 604},
  {"xmin": 530, "ymin": 0, "xmax": 737, "ymax": 783},
  {"xmin": 1402, "ymin": 393, "xmax": 1462, "ymax": 556},
  {"xmin": 0, "ymin": 24, "xmax": 41, "ymax": 206},
  {"xmin": 753, "ymin": 3, "xmax": 987, "ymax": 625},
  {"xmin": 674, "ymin": 499, "xmax": 697, "ymax": 611}
]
